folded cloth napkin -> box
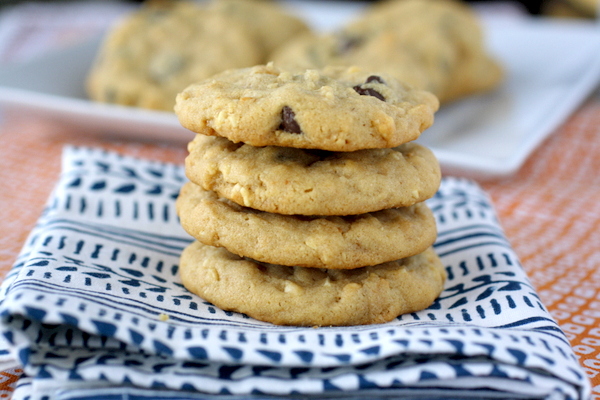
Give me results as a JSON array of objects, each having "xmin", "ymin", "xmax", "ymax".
[{"xmin": 0, "ymin": 146, "xmax": 591, "ymax": 400}]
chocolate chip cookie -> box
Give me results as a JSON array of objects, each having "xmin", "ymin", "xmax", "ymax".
[
  {"xmin": 271, "ymin": 0, "xmax": 503, "ymax": 104},
  {"xmin": 351, "ymin": 0, "xmax": 503, "ymax": 103},
  {"xmin": 207, "ymin": 0, "xmax": 310, "ymax": 57},
  {"xmin": 175, "ymin": 64, "xmax": 439, "ymax": 151},
  {"xmin": 86, "ymin": 1, "xmax": 262, "ymax": 111}
]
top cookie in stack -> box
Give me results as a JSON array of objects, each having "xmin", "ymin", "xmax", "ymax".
[
  {"xmin": 174, "ymin": 63, "xmax": 446, "ymax": 326},
  {"xmin": 175, "ymin": 64, "xmax": 438, "ymax": 152}
]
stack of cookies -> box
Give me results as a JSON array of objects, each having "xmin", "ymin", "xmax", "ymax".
[{"xmin": 174, "ymin": 63, "xmax": 446, "ymax": 326}]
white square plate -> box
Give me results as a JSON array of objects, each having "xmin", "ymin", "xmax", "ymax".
[{"xmin": 1, "ymin": 4, "xmax": 599, "ymax": 179}]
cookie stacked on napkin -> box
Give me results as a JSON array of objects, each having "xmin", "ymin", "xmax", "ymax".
[{"xmin": 174, "ymin": 63, "xmax": 446, "ymax": 326}]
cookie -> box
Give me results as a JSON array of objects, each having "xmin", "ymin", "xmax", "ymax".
[
  {"xmin": 175, "ymin": 64, "xmax": 439, "ymax": 151},
  {"xmin": 185, "ymin": 134, "xmax": 441, "ymax": 215},
  {"xmin": 271, "ymin": 31, "xmax": 448, "ymax": 101},
  {"xmin": 86, "ymin": 1, "xmax": 262, "ymax": 111},
  {"xmin": 207, "ymin": 0, "xmax": 310, "ymax": 57},
  {"xmin": 179, "ymin": 241, "xmax": 446, "ymax": 326},
  {"xmin": 175, "ymin": 182, "xmax": 438, "ymax": 269},
  {"xmin": 351, "ymin": 0, "xmax": 503, "ymax": 103},
  {"xmin": 271, "ymin": 0, "xmax": 503, "ymax": 104},
  {"xmin": 543, "ymin": 0, "xmax": 599, "ymax": 17}
]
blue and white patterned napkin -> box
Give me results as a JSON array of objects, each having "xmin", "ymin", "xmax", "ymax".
[{"xmin": 0, "ymin": 147, "xmax": 591, "ymax": 400}]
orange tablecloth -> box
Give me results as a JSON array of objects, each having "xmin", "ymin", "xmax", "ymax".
[{"xmin": 0, "ymin": 2, "xmax": 599, "ymax": 398}]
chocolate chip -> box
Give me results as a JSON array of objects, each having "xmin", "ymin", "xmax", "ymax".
[
  {"xmin": 337, "ymin": 36, "xmax": 362, "ymax": 54},
  {"xmin": 103, "ymin": 87, "xmax": 117, "ymax": 103},
  {"xmin": 366, "ymin": 75, "xmax": 385, "ymax": 84},
  {"xmin": 305, "ymin": 149, "xmax": 334, "ymax": 158},
  {"xmin": 353, "ymin": 86, "xmax": 385, "ymax": 101},
  {"xmin": 279, "ymin": 106, "xmax": 302, "ymax": 134},
  {"xmin": 256, "ymin": 264, "xmax": 267, "ymax": 273},
  {"xmin": 304, "ymin": 149, "xmax": 336, "ymax": 167}
]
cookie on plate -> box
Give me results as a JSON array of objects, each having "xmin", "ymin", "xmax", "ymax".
[
  {"xmin": 175, "ymin": 63, "xmax": 439, "ymax": 151},
  {"xmin": 271, "ymin": 0, "xmax": 503, "ymax": 103},
  {"xmin": 180, "ymin": 241, "xmax": 446, "ymax": 326},
  {"xmin": 86, "ymin": 1, "xmax": 262, "ymax": 111},
  {"xmin": 175, "ymin": 182, "xmax": 438, "ymax": 269},
  {"xmin": 270, "ymin": 30, "xmax": 446, "ymax": 101},
  {"xmin": 185, "ymin": 134, "xmax": 441, "ymax": 215},
  {"xmin": 352, "ymin": 0, "xmax": 503, "ymax": 103},
  {"xmin": 207, "ymin": 0, "xmax": 310, "ymax": 57}
]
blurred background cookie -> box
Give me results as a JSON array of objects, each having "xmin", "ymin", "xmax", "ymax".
[
  {"xmin": 542, "ymin": 0, "xmax": 599, "ymax": 18},
  {"xmin": 86, "ymin": 0, "xmax": 509, "ymax": 111},
  {"xmin": 86, "ymin": 0, "xmax": 309, "ymax": 111},
  {"xmin": 206, "ymin": 0, "xmax": 310, "ymax": 58},
  {"xmin": 87, "ymin": 1, "xmax": 261, "ymax": 110},
  {"xmin": 272, "ymin": 0, "xmax": 504, "ymax": 104}
]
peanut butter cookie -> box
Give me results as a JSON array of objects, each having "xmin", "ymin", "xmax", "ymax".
[
  {"xmin": 179, "ymin": 241, "xmax": 446, "ymax": 326},
  {"xmin": 175, "ymin": 64, "xmax": 438, "ymax": 151},
  {"xmin": 185, "ymin": 134, "xmax": 441, "ymax": 215},
  {"xmin": 176, "ymin": 182, "xmax": 438, "ymax": 269}
]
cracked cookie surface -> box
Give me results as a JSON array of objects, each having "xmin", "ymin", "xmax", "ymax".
[
  {"xmin": 175, "ymin": 63, "xmax": 438, "ymax": 151},
  {"xmin": 179, "ymin": 241, "xmax": 446, "ymax": 326},
  {"xmin": 175, "ymin": 181, "xmax": 437, "ymax": 269},
  {"xmin": 185, "ymin": 134, "xmax": 441, "ymax": 215}
]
